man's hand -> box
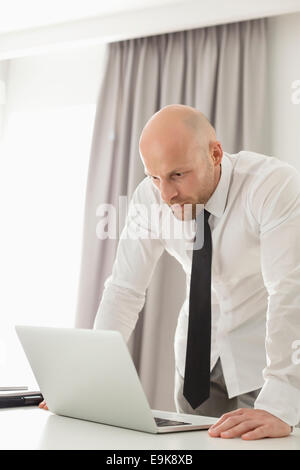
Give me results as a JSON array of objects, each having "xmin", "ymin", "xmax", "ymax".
[
  {"xmin": 38, "ymin": 400, "xmax": 48, "ymax": 410},
  {"xmin": 208, "ymin": 408, "xmax": 292, "ymax": 440}
]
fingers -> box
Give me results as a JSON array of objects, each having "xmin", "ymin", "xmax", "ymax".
[
  {"xmin": 209, "ymin": 408, "xmax": 245, "ymax": 433},
  {"xmin": 211, "ymin": 420, "xmax": 259, "ymax": 439},
  {"xmin": 241, "ymin": 425, "xmax": 269, "ymax": 440},
  {"xmin": 38, "ymin": 400, "xmax": 48, "ymax": 410},
  {"xmin": 209, "ymin": 413, "xmax": 246, "ymax": 437},
  {"xmin": 211, "ymin": 408, "xmax": 244, "ymax": 426}
]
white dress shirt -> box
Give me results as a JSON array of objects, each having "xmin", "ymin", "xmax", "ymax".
[{"xmin": 94, "ymin": 150, "xmax": 300, "ymax": 426}]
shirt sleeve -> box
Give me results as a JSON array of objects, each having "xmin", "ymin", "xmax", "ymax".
[
  {"xmin": 93, "ymin": 178, "xmax": 165, "ymax": 343},
  {"xmin": 248, "ymin": 162, "xmax": 300, "ymax": 426}
]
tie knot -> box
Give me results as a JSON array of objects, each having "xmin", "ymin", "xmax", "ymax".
[{"xmin": 204, "ymin": 209, "xmax": 210, "ymax": 221}]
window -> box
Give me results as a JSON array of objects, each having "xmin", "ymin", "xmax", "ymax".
[{"xmin": 0, "ymin": 46, "xmax": 103, "ymax": 388}]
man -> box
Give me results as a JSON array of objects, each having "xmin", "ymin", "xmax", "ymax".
[{"xmin": 40, "ymin": 105, "xmax": 300, "ymax": 440}]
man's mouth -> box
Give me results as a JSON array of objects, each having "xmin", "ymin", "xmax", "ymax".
[{"xmin": 171, "ymin": 202, "xmax": 192, "ymax": 208}]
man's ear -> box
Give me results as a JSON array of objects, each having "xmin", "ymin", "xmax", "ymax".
[{"xmin": 211, "ymin": 141, "xmax": 223, "ymax": 166}]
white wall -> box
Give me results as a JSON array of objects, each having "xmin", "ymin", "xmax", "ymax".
[{"xmin": 267, "ymin": 12, "xmax": 300, "ymax": 171}]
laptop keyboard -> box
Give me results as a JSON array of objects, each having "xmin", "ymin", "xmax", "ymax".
[{"xmin": 154, "ymin": 417, "xmax": 190, "ymax": 427}]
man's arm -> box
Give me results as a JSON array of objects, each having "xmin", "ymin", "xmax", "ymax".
[
  {"xmin": 94, "ymin": 178, "xmax": 165, "ymax": 343},
  {"xmin": 209, "ymin": 161, "xmax": 300, "ymax": 439},
  {"xmin": 252, "ymin": 164, "xmax": 300, "ymax": 426}
]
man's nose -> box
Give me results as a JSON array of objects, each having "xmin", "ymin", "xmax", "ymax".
[{"xmin": 160, "ymin": 180, "xmax": 178, "ymax": 204}]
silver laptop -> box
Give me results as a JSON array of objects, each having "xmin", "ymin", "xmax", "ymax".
[{"xmin": 15, "ymin": 325, "xmax": 214, "ymax": 434}]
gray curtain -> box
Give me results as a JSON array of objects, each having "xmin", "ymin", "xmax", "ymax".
[{"xmin": 75, "ymin": 19, "xmax": 268, "ymax": 411}]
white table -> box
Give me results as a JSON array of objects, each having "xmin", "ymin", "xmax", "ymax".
[{"xmin": 0, "ymin": 407, "xmax": 299, "ymax": 450}]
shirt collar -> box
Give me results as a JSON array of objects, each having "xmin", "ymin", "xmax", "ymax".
[{"xmin": 205, "ymin": 152, "xmax": 233, "ymax": 218}]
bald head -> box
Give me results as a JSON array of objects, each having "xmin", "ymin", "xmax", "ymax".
[{"xmin": 139, "ymin": 104, "xmax": 216, "ymax": 160}]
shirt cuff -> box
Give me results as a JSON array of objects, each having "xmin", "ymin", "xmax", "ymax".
[{"xmin": 254, "ymin": 377, "xmax": 300, "ymax": 426}]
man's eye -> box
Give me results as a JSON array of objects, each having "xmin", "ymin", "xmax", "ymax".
[{"xmin": 174, "ymin": 173, "xmax": 184, "ymax": 177}]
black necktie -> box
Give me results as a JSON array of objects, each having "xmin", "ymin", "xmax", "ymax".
[{"xmin": 183, "ymin": 208, "xmax": 212, "ymax": 409}]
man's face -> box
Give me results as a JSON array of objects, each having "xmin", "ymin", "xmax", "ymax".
[{"xmin": 142, "ymin": 141, "xmax": 216, "ymax": 220}]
